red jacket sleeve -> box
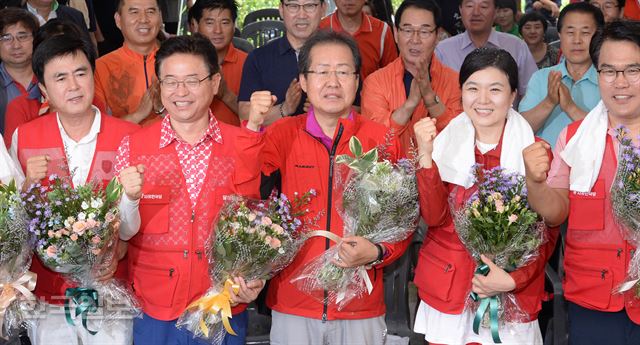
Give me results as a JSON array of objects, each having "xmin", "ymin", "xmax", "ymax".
[{"xmin": 417, "ymin": 164, "xmax": 450, "ymax": 227}]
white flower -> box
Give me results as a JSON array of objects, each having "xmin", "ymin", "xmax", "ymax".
[
  {"xmin": 88, "ymin": 213, "xmax": 96, "ymax": 220},
  {"xmin": 81, "ymin": 201, "xmax": 89, "ymax": 210},
  {"xmin": 278, "ymin": 248, "xmax": 285, "ymax": 254},
  {"xmin": 78, "ymin": 212, "xmax": 86, "ymax": 221},
  {"xmin": 90, "ymin": 198, "xmax": 103, "ymax": 209}
]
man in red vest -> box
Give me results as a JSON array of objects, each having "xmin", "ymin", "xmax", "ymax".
[
  {"xmin": 524, "ymin": 20, "xmax": 640, "ymax": 345},
  {"xmin": 9, "ymin": 34, "xmax": 139, "ymax": 344},
  {"xmin": 115, "ymin": 34, "xmax": 264, "ymax": 345}
]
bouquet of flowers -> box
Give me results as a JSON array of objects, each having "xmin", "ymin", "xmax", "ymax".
[
  {"xmin": 176, "ymin": 191, "xmax": 314, "ymax": 344},
  {"xmin": 0, "ymin": 180, "xmax": 35, "ymax": 338},
  {"xmin": 611, "ymin": 126, "xmax": 640, "ymax": 297},
  {"xmin": 290, "ymin": 136, "xmax": 419, "ymax": 310},
  {"xmin": 22, "ymin": 175, "xmax": 138, "ymax": 335},
  {"xmin": 453, "ymin": 165, "xmax": 546, "ymax": 343}
]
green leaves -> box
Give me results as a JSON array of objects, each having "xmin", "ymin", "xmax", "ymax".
[
  {"xmin": 105, "ymin": 177, "xmax": 123, "ymax": 205},
  {"xmin": 336, "ymin": 136, "xmax": 379, "ymax": 174}
]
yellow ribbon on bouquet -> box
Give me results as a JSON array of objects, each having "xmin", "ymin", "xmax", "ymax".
[
  {"xmin": 186, "ymin": 279, "xmax": 240, "ymax": 337},
  {"xmin": 0, "ymin": 271, "xmax": 37, "ymax": 339}
]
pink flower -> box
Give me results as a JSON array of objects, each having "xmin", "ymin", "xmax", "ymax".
[
  {"xmin": 86, "ymin": 219, "xmax": 98, "ymax": 229},
  {"xmin": 47, "ymin": 230, "xmax": 55, "ymax": 238},
  {"xmin": 508, "ymin": 214, "xmax": 518, "ymax": 225},
  {"xmin": 270, "ymin": 224, "xmax": 284, "ymax": 235},
  {"xmin": 269, "ymin": 237, "xmax": 282, "ymax": 249},
  {"xmin": 246, "ymin": 227, "xmax": 256, "ymax": 234},
  {"xmin": 91, "ymin": 248, "xmax": 101, "ymax": 256},
  {"xmin": 261, "ymin": 217, "xmax": 273, "ymax": 226},
  {"xmin": 494, "ymin": 199, "xmax": 505, "ymax": 213},
  {"xmin": 72, "ymin": 221, "xmax": 87, "ymax": 235},
  {"xmin": 264, "ymin": 235, "xmax": 272, "ymax": 245},
  {"xmin": 54, "ymin": 230, "xmax": 62, "ymax": 238},
  {"xmin": 91, "ymin": 236, "xmax": 101, "ymax": 244},
  {"xmin": 46, "ymin": 246, "xmax": 57, "ymax": 257},
  {"xmin": 248, "ymin": 213, "xmax": 257, "ymax": 222},
  {"xmin": 70, "ymin": 234, "xmax": 79, "ymax": 241},
  {"xmin": 105, "ymin": 212, "xmax": 115, "ymax": 223}
]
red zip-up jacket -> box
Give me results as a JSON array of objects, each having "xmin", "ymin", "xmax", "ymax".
[
  {"xmin": 236, "ymin": 112, "xmax": 412, "ymax": 320},
  {"xmin": 414, "ymin": 135, "xmax": 558, "ymax": 322}
]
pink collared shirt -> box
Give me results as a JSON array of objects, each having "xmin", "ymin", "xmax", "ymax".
[{"xmin": 305, "ymin": 106, "xmax": 354, "ymax": 150}]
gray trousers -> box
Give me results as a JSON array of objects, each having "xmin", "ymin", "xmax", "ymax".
[{"xmin": 270, "ymin": 310, "xmax": 387, "ymax": 345}]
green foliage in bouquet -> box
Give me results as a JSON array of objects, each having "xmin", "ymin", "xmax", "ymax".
[{"xmin": 0, "ymin": 180, "xmax": 28, "ymax": 268}]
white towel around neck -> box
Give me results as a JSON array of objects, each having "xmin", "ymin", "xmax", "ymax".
[
  {"xmin": 559, "ymin": 100, "xmax": 609, "ymax": 193},
  {"xmin": 432, "ymin": 108, "xmax": 535, "ymax": 188}
]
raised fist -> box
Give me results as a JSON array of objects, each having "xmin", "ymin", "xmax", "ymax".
[{"xmin": 119, "ymin": 164, "xmax": 145, "ymax": 201}]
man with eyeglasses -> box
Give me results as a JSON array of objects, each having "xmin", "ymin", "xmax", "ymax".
[
  {"xmin": 115, "ymin": 34, "xmax": 264, "ymax": 345},
  {"xmin": 519, "ymin": 3, "xmax": 604, "ymax": 147},
  {"xmin": 523, "ymin": 20, "xmax": 640, "ymax": 345},
  {"xmin": 361, "ymin": 0, "xmax": 461, "ymax": 157},
  {"xmin": 435, "ymin": 0, "xmax": 537, "ymax": 100},
  {"xmin": 586, "ymin": 0, "xmax": 625, "ymax": 23},
  {"xmin": 238, "ymin": 0, "xmax": 326, "ymax": 125},
  {"xmin": 241, "ymin": 30, "xmax": 409, "ymax": 345},
  {"xmin": 319, "ymin": 0, "xmax": 397, "ymax": 81},
  {"xmin": 0, "ymin": 8, "xmax": 39, "ymax": 137},
  {"xmin": 188, "ymin": 0, "xmax": 245, "ymax": 127}
]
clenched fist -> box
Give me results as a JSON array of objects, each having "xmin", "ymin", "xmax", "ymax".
[
  {"xmin": 413, "ymin": 117, "xmax": 438, "ymax": 168},
  {"xmin": 25, "ymin": 155, "xmax": 49, "ymax": 188},
  {"xmin": 523, "ymin": 141, "xmax": 551, "ymax": 183},
  {"xmin": 247, "ymin": 91, "xmax": 277, "ymax": 132},
  {"xmin": 119, "ymin": 164, "xmax": 145, "ymax": 201}
]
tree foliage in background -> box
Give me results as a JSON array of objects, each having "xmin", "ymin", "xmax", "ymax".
[{"xmin": 238, "ymin": 0, "xmax": 280, "ymax": 27}]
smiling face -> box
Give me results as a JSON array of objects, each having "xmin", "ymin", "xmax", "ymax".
[
  {"xmin": 299, "ymin": 42, "xmax": 359, "ymax": 119},
  {"xmin": 115, "ymin": 0, "xmax": 162, "ymax": 52},
  {"xmin": 40, "ymin": 51, "xmax": 94, "ymax": 118},
  {"xmin": 395, "ymin": 7, "xmax": 438, "ymax": 69},
  {"xmin": 158, "ymin": 53, "xmax": 220, "ymax": 124},
  {"xmin": 598, "ymin": 40, "xmax": 640, "ymax": 122},
  {"xmin": 521, "ymin": 19, "xmax": 545, "ymax": 46},
  {"xmin": 461, "ymin": 66, "xmax": 516, "ymax": 136},
  {"xmin": 559, "ymin": 11, "xmax": 598, "ymax": 66},
  {"xmin": 495, "ymin": 7, "xmax": 514, "ymax": 29}
]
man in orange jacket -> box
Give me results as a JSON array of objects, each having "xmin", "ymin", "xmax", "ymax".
[
  {"xmin": 361, "ymin": 0, "xmax": 461, "ymax": 156},
  {"xmin": 524, "ymin": 21, "xmax": 640, "ymax": 345},
  {"xmin": 240, "ymin": 30, "xmax": 411, "ymax": 344}
]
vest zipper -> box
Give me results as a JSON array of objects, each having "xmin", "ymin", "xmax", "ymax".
[
  {"xmin": 196, "ymin": 250, "xmax": 202, "ymax": 260},
  {"xmin": 322, "ymin": 124, "xmax": 344, "ymax": 323},
  {"xmin": 143, "ymin": 55, "xmax": 150, "ymax": 89},
  {"xmin": 617, "ymin": 248, "xmax": 623, "ymax": 258},
  {"xmin": 601, "ymin": 269, "xmax": 608, "ymax": 280},
  {"xmin": 169, "ymin": 268, "xmax": 175, "ymax": 277},
  {"xmin": 184, "ymin": 249, "xmax": 188, "ymax": 259},
  {"xmin": 191, "ymin": 210, "xmax": 195, "ymax": 223}
]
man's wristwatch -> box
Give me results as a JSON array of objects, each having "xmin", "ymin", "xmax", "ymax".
[
  {"xmin": 366, "ymin": 243, "xmax": 385, "ymax": 268},
  {"xmin": 425, "ymin": 94, "xmax": 440, "ymax": 108}
]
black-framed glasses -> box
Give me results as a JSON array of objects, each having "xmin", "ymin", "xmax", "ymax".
[
  {"xmin": 160, "ymin": 74, "xmax": 212, "ymax": 91},
  {"xmin": 397, "ymin": 26, "xmax": 437, "ymax": 39},
  {"xmin": 283, "ymin": 2, "xmax": 321, "ymax": 13},
  {"xmin": 597, "ymin": 66, "xmax": 640, "ymax": 83},
  {"xmin": 0, "ymin": 32, "xmax": 32, "ymax": 44},
  {"xmin": 305, "ymin": 69, "xmax": 358, "ymax": 81}
]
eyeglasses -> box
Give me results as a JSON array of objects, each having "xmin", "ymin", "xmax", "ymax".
[
  {"xmin": 397, "ymin": 26, "xmax": 437, "ymax": 39},
  {"xmin": 160, "ymin": 74, "xmax": 211, "ymax": 91},
  {"xmin": 0, "ymin": 32, "xmax": 32, "ymax": 44},
  {"xmin": 306, "ymin": 69, "xmax": 358, "ymax": 81},
  {"xmin": 283, "ymin": 2, "xmax": 321, "ymax": 13},
  {"xmin": 591, "ymin": 2, "xmax": 619, "ymax": 10},
  {"xmin": 597, "ymin": 66, "xmax": 640, "ymax": 83}
]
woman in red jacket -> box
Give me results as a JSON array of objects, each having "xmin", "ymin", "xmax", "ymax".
[{"xmin": 411, "ymin": 47, "xmax": 558, "ymax": 344}]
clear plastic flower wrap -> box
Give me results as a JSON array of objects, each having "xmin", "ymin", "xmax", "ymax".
[
  {"xmin": 610, "ymin": 126, "xmax": 640, "ymax": 297},
  {"xmin": 176, "ymin": 191, "xmax": 315, "ymax": 343},
  {"xmin": 21, "ymin": 175, "xmax": 139, "ymax": 335},
  {"xmin": 452, "ymin": 165, "xmax": 547, "ymax": 343},
  {"xmin": 290, "ymin": 136, "xmax": 419, "ymax": 310},
  {"xmin": 0, "ymin": 180, "xmax": 35, "ymax": 338}
]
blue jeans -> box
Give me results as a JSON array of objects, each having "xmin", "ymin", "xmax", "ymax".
[
  {"xmin": 568, "ymin": 301, "xmax": 640, "ymax": 345},
  {"xmin": 133, "ymin": 311, "xmax": 248, "ymax": 345}
]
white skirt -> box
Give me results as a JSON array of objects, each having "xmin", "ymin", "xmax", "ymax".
[{"xmin": 413, "ymin": 301, "xmax": 543, "ymax": 345}]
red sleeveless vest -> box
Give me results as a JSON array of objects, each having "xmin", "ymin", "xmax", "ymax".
[{"xmin": 17, "ymin": 112, "xmax": 139, "ymax": 304}]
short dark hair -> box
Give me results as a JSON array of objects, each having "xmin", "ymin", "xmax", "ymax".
[
  {"xmin": 495, "ymin": 0, "xmax": 516, "ymax": 15},
  {"xmin": 518, "ymin": 11, "xmax": 548, "ymax": 35},
  {"xmin": 459, "ymin": 47, "xmax": 518, "ymax": 92},
  {"xmin": 585, "ymin": 0, "xmax": 625, "ymax": 8},
  {"xmin": 155, "ymin": 34, "xmax": 219, "ymax": 78},
  {"xmin": 117, "ymin": 0, "xmax": 160, "ymax": 13},
  {"xmin": 557, "ymin": 2, "xmax": 605, "ymax": 33},
  {"xmin": 395, "ymin": 0, "xmax": 441, "ymax": 29},
  {"xmin": 188, "ymin": 0, "xmax": 238, "ymax": 24},
  {"xmin": 458, "ymin": 0, "xmax": 495, "ymax": 6},
  {"xmin": 280, "ymin": 0, "xmax": 324, "ymax": 3},
  {"xmin": 33, "ymin": 19, "xmax": 88, "ymax": 52},
  {"xmin": 32, "ymin": 34, "xmax": 96, "ymax": 86},
  {"xmin": 590, "ymin": 20, "xmax": 640, "ymax": 67},
  {"xmin": 0, "ymin": 7, "xmax": 38, "ymax": 35},
  {"xmin": 298, "ymin": 30, "xmax": 361, "ymax": 77}
]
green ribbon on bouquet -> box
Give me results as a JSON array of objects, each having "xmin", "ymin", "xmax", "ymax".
[
  {"xmin": 64, "ymin": 287, "xmax": 99, "ymax": 335},
  {"xmin": 470, "ymin": 264, "xmax": 501, "ymax": 344}
]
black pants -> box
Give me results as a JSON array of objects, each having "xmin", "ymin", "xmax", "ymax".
[{"xmin": 568, "ymin": 301, "xmax": 640, "ymax": 345}]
